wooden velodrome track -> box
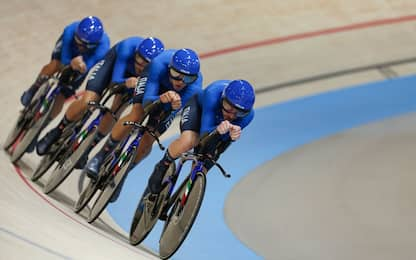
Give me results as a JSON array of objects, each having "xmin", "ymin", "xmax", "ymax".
[{"xmin": 1, "ymin": 1, "xmax": 416, "ymax": 259}]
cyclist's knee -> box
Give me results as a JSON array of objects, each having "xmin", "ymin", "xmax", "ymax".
[
  {"xmin": 130, "ymin": 103, "xmax": 144, "ymax": 120},
  {"xmin": 179, "ymin": 131, "xmax": 199, "ymax": 150},
  {"xmin": 82, "ymin": 90, "xmax": 100, "ymax": 105},
  {"xmin": 126, "ymin": 109, "xmax": 142, "ymax": 122},
  {"xmin": 110, "ymin": 94, "xmax": 123, "ymax": 111},
  {"xmin": 135, "ymin": 146, "xmax": 152, "ymax": 163},
  {"xmin": 40, "ymin": 60, "xmax": 61, "ymax": 76}
]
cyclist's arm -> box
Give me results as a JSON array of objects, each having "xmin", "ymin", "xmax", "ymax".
[
  {"xmin": 111, "ymin": 46, "xmax": 130, "ymax": 84},
  {"xmin": 142, "ymin": 63, "xmax": 163, "ymax": 105},
  {"xmin": 84, "ymin": 34, "xmax": 110, "ymax": 70},
  {"xmin": 199, "ymin": 89, "xmax": 221, "ymax": 135},
  {"xmin": 60, "ymin": 24, "xmax": 76, "ymax": 66}
]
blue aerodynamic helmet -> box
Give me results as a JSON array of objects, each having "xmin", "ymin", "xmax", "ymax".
[
  {"xmin": 76, "ymin": 16, "xmax": 104, "ymax": 44},
  {"xmin": 222, "ymin": 80, "xmax": 255, "ymax": 116},
  {"xmin": 170, "ymin": 48, "xmax": 200, "ymax": 75},
  {"xmin": 136, "ymin": 37, "xmax": 165, "ymax": 62}
]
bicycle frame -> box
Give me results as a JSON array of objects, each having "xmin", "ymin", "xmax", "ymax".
[
  {"xmin": 163, "ymin": 154, "xmax": 205, "ymax": 210},
  {"xmin": 30, "ymin": 80, "xmax": 60, "ymax": 125},
  {"xmin": 162, "ymin": 133, "xmax": 231, "ymax": 212},
  {"xmin": 106, "ymin": 100, "xmax": 167, "ymax": 177},
  {"xmin": 108, "ymin": 129, "xmax": 145, "ymax": 177},
  {"xmin": 70, "ymin": 85, "xmax": 129, "ymax": 151}
]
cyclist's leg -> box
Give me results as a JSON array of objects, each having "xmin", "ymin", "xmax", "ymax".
[
  {"xmin": 85, "ymin": 102, "xmax": 144, "ymax": 179},
  {"xmin": 109, "ymin": 88, "xmax": 145, "ymax": 141},
  {"xmin": 133, "ymin": 132, "xmax": 155, "ymax": 164},
  {"xmin": 97, "ymin": 92, "xmax": 129, "ymax": 135},
  {"xmin": 36, "ymin": 74, "xmax": 84, "ymax": 155},
  {"xmin": 75, "ymin": 91, "xmax": 126, "ymax": 169},
  {"xmin": 65, "ymin": 90, "xmax": 100, "ymax": 121},
  {"xmin": 66, "ymin": 50, "xmax": 116, "ymax": 124},
  {"xmin": 133, "ymin": 105, "xmax": 177, "ymax": 165},
  {"xmin": 21, "ymin": 34, "xmax": 64, "ymax": 106},
  {"xmin": 148, "ymin": 96, "xmax": 201, "ymax": 194}
]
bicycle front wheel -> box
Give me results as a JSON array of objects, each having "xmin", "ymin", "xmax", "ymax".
[
  {"xmin": 73, "ymin": 178, "xmax": 99, "ymax": 214},
  {"xmin": 159, "ymin": 172, "xmax": 206, "ymax": 260},
  {"xmin": 43, "ymin": 129, "xmax": 97, "ymax": 194},
  {"xmin": 87, "ymin": 150, "xmax": 135, "ymax": 223}
]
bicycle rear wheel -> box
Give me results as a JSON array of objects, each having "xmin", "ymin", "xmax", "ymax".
[
  {"xmin": 87, "ymin": 150, "xmax": 135, "ymax": 223},
  {"xmin": 4, "ymin": 82, "xmax": 50, "ymax": 151},
  {"xmin": 129, "ymin": 163, "xmax": 176, "ymax": 246},
  {"xmin": 73, "ymin": 178, "xmax": 99, "ymax": 214},
  {"xmin": 11, "ymin": 98, "xmax": 55, "ymax": 163},
  {"xmin": 30, "ymin": 151, "xmax": 59, "ymax": 182},
  {"xmin": 159, "ymin": 172, "xmax": 206, "ymax": 260},
  {"xmin": 43, "ymin": 129, "xmax": 97, "ymax": 194},
  {"xmin": 3, "ymin": 111, "xmax": 27, "ymax": 151}
]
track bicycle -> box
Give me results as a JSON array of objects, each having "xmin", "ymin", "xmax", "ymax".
[
  {"xmin": 129, "ymin": 130, "xmax": 231, "ymax": 259},
  {"xmin": 5, "ymin": 67, "xmax": 80, "ymax": 163},
  {"xmin": 74, "ymin": 100, "xmax": 167, "ymax": 222},
  {"xmin": 42, "ymin": 84, "xmax": 130, "ymax": 194}
]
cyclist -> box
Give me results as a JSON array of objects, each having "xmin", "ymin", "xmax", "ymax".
[
  {"xmin": 147, "ymin": 79, "xmax": 255, "ymax": 195},
  {"xmin": 84, "ymin": 48, "xmax": 203, "ymax": 202},
  {"xmin": 20, "ymin": 16, "xmax": 110, "ymax": 114},
  {"xmin": 36, "ymin": 37, "xmax": 165, "ymax": 160}
]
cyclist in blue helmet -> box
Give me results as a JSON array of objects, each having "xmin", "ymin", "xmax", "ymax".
[
  {"xmin": 36, "ymin": 37, "xmax": 165, "ymax": 161},
  {"xmin": 83, "ymin": 48, "xmax": 203, "ymax": 202},
  {"xmin": 20, "ymin": 15, "xmax": 110, "ymax": 114},
  {"xmin": 147, "ymin": 79, "xmax": 255, "ymax": 196},
  {"xmin": 75, "ymin": 16, "xmax": 104, "ymax": 48}
]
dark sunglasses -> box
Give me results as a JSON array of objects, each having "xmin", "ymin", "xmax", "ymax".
[
  {"xmin": 134, "ymin": 53, "xmax": 149, "ymax": 67},
  {"xmin": 222, "ymin": 99, "xmax": 250, "ymax": 118},
  {"xmin": 169, "ymin": 68, "xmax": 198, "ymax": 84},
  {"xmin": 74, "ymin": 34, "xmax": 98, "ymax": 49}
]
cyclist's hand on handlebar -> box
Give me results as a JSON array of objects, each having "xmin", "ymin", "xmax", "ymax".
[
  {"xmin": 217, "ymin": 121, "xmax": 241, "ymax": 140},
  {"xmin": 229, "ymin": 124, "xmax": 241, "ymax": 141},
  {"xmin": 70, "ymin": 56, "xmax": 87, "ymax": 74},
  {"xmin": 160, "ymin": 91, "xmax": 181, "ymax": 110},
  {"xmin": 125, "ymin": 77, "xmax": 138, "ymax": 89},
  {"xmin": 216, "ymin": 120, "xmax": 231, "ymax": 135}
]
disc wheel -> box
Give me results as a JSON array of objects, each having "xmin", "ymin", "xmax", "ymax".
[{"xmin": 159, "ymin": 172, "xmax": 206, "ymax": 260}]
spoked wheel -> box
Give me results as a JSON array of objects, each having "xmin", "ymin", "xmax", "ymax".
[
  {"xmin": 73, "ymin": 178, "xmax": 99, "ymax": 214},
  {"xmin": 159, "ymin": 172, "xmax": 206, "ymax": 260},
  {"xmin": 10, "ymin": 98, "xmax": 55, "ymax": 163},
  {"xmin": 87, "ymin": 150, "xmax": 135, "ymax": 223},
  {"xmin": 3, "ymin": 110, "xmax": 28, "ymax": 151},
  {"xmin": 43, "ymin": 129, "xmax": 97, "ymax": 194},
  {"xmin": 129, "ymin": 163, "xmax": 176, "ymax": 246}
]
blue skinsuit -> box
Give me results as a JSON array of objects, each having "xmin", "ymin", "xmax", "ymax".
[
  {"xmin": 143, "ymin": 49, "xmax": 203, "ymax": 115},
  {"xmin": 60, "ymin": 21, "xmax": 110, "ymax": 70},
  {"xmin": 111, "ymin": 36, "xmax": 145, "ymax": 84},
  {"xmin": 198, "ymin": 80, "xmax": 254, "ymax": 140}
]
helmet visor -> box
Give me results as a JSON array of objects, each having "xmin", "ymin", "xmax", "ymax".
[
  {"xmin": 222, "ymin": 98, "xmax": 250, "ymax": 118},
  {"xmin": 74, "ymin": 34, "xmax": 98, "ymax": 49},
  {"xmin": 169, "ymin": 68, "xmax": 197, "ymax": 85}
]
